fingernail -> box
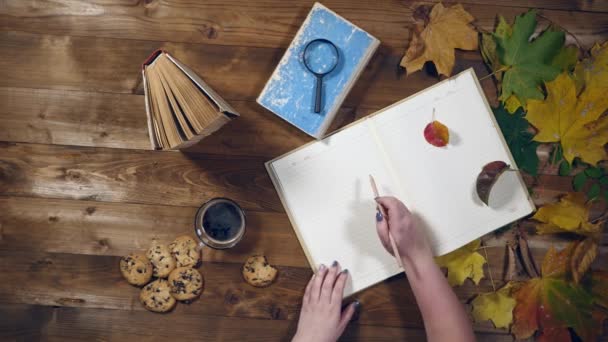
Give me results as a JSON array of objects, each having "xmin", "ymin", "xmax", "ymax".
[
  {"xmin": 342, "ymin": 269, "xmax": 349, "ymax": 274},
  {"xmin": 332, "ymin": 260, "xmax": 338, "ymax": 267},
  {"xmin": 376, "ymin": 210, "xmax": 383, "ymax": 222},
  {"xmin": 319, "ymin": 264, "xmax": 326, "ymax": 271},
  {"xmin": 351, "ymin": 300, "xmax": 361, "ymax": 321}
]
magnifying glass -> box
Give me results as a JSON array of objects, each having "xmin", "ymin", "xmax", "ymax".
[{"xmin": 303, "ymin": 38, "xmax": 340, "ymax": 113}]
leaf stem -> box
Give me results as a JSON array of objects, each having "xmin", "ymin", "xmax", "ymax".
[
  {"xmin": 480, "ymin": 243, "xmax": 496, "ymax": 292},
  {"xmin": 479, "ymin": 65, "xmax": 510, "ymax": 81}
]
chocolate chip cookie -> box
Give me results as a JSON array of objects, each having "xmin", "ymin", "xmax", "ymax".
[
  {"xmin": 169, "ymin": 236, "xmax": 200, "ymax": 268},
  {"xmin": 139, "ymin": 279, "xmax": 176, "ymax": 313},
  {"xmin": 168, "ymin": 267, "xmax": 204, "ymax": 301},
  {"xmin": 119, "ymin": 253, "xmax": 153, "ymax": 286},
  {"xmin": 146, "ymin": 241, "xmax": 176, "ymax": 278},
  {"xmin": 242, "ymin": 255, "xmax": 278, "ymax": 287}
]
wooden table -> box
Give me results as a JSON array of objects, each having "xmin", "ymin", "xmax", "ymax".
[{"xmin": 0, "ymin": 1, "xmax": 606, "ymax": 341}]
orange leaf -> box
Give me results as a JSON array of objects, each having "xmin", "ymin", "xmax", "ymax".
[
  {"xmin": 423, "ymin": 120, "xmax": 449, "ymax": 147},
  {"xmin": 400, "ymin": 3, "xmax": 478, "ymax": 76}
]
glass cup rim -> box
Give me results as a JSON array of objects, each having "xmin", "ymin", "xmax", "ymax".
[{"xmin": 194, "ymin": 197, "xmax": 246, "ymax": 249}]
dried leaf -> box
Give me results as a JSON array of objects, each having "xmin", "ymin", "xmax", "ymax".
[
  {"xmin": 400, "ymin": 3, "xmax": 478, "ymax": 76},
  {"xmin": 476, "ymin": 161, "xmax": 510, "ymax": 205},
  {"xmin": 526, "ymin": 43, "xmax": 608, "ymax": 165},
  {"xmin": 504, "ymin": 243, "xmax": 516, "ymax": 281},
  {"xmin": 471, "ymin": 282, "xmax": 517, "ymax": 329},
  {"xmin": 518, "ymin": 233, "xmax": 539, "ymax": 278},
  {"xmin": 587, "ymin": 270, "xmax": 608, "ymax": 309},
  {"xmin": 570, "ymin": 238, "xmax": 598, "ymax": 284},
  {"xmin": 435, "ymin": 239, "xmax": 486, "ymax": 286},
  {"xmin": 423, "ymin": 120, "xmax": 449, "ymax": 147},
  {"xmin": 531, "ymin": 192, "xmax": 601, "ymax": 236}
]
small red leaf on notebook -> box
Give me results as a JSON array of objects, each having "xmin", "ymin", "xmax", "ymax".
[{"xmin": 423, "ymin": 120, "xmax": 449, "ymax": 147}]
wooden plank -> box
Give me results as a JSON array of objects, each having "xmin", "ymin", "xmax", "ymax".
[
  {"xmin": 13, "ymin": 308, "xmax": 524, "ymax": 341},
  {"xmin": 0, "ymin": 1, "xmax": 605, "ymax": 51},
  {"xmin": 0, "ymin": 142, "xmax": 283, "ymax": 211},
  {"xmin": 0, "ymin": 87, "xmax": 334, "ymax": 157},
  {"xmin": 3, "ymin": 304, "xmax": 523, "ymax": 342},
  {"xmin": 2, "ymin": 195, "xmax": 605, "ymax": 269},
  {"xmin": 0, "ymin": 196, "xmax": 308, "ymax": 267},
  {"xmin": 0, "ymin": 304, "xmax": 50, "ymax": 341},
  {"xmin": 0, "ymin": 31, "xmax": 493, "ymax": 109},
  {"xmin": 0, "ymin": 141, "xmax": 574, "ymax": 209},
  {"xmin": 0, "ymin": 247, "xmax": 594, "ymax": 332}
]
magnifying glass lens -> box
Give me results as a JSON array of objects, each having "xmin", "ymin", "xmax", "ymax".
[{"xmin": 304, "ymin": 41, "xmax": 339, "ymax": 74}]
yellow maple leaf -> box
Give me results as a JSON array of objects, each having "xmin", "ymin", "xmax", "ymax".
[
  {"xmin": 532, "ymin": 192, "xmax": 600, "ymax": 236},
  {"xmin": 526, "ymin": 71, "xmax": 608, "ymax": 165},
  {"xmin": 472, "ymin": 282, "xmax": 517, "ymax": 329},
  {"xmin": 435, "ymin": 239, "xmax": 486, "ymax": 286},
  {"xmin": 400, "ymin": 3, "xmax": 478, "ymax": 77},
  {"xmin": 574, "ymin": 41, "xmax": 608, "ymax": 94}
]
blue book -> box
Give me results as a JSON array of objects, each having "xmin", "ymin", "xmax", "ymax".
[{"xmin": 257, "ymin": 3, "xmax": 380, "ymax": 138}]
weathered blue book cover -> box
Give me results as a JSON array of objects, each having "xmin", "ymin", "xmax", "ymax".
[{"xmin": 257, "ymin": 2, "xmax": 380, "ymax": 138}]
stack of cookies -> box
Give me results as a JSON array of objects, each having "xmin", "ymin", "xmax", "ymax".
[{"xmin": 119, "ymin": 235, "xmax": 204, "ymax": 313}]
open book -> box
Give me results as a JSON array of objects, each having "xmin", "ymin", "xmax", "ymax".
[
  {"xmin": 142, "ymin": 51, "xmax": 239, "ymax": 150},
  {"xmin": 266, "ymin": 69, "xmax": 535, "ymax": 296}
]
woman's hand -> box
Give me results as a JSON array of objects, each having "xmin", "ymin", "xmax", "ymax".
[
  {"xmin": 292, "ymin": 262, "xmax": 358, "ymax": 342},
  {"xmin": 375, "ymin": 196, "xmax": 433, "ymax": 265}
]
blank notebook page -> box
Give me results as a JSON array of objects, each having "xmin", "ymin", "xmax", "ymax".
[
  {"xmin": 269, "ymin": 121, "xmax": 402, "ymax": 297},
  {"xmin": 371, "ymin": 69, "xmax": 535, "ymax": 256}
]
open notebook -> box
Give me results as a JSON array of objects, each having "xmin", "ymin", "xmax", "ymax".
[{"xmin": 266, "ymin": 68, "xmax": 535, "ymax": 297}]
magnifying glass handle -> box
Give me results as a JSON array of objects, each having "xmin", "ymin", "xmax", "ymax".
[{"xmin": 314, "ymin": 76, "xmax": 322, "ymax": 113}]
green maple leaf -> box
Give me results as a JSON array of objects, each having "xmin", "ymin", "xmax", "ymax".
[
  {"xmin": 493, "ymin": 105, "xmax": 539, "ymax": 175},
  {"xmin": 495, "ymin": 10, "xmax": 565, "ymax": 107}
]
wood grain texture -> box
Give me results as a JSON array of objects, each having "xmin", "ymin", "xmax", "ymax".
[
  {"xmin": 1, "ymin": 304, "xmax": 520, "ymax": 342},
  {"xmin": 1, "ymin": 0, "xmax": 607, "ymax": 340},
  {"xmin": 0, "ymin": 142, "xmax": 282, "ymax": 212},
  {"xmin": 0, "ymin": 196, "xmax": 308, "ymax": 267},
  {"xmin": 0, "ymin": 31, "xmax": 492, "ymax": 110},
  {"xmin": 0, "ymin": 87, "xmax": 347, "ymax": 157},
  {"xmin": 0, "ymin": 0, "xmax": 606, "ymax": 50},
  {"xmin": 0, "ymin": 248, "xmax": 553, "ymax": 332}
]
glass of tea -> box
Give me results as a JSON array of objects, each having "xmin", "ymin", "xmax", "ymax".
[{"xmin": 194, "ymin": 198, "xmax": 246, "ymax": 249}]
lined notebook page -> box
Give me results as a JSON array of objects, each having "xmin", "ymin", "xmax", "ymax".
[
  {"xmin": 371, "ymin": 70, "xmax": 534, "ymax": 256},
  {"xmin": 269, "ymin": 121, "xmax": 402, "ymax": 297}
]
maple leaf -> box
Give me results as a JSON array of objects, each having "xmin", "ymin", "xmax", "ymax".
[
  {"xmin": 526, "ymin": 71, "xmax": 608, "ymax": 165},
  {"xmin": 494, "ymin": 10, "xmax": 565, "ymax": 108},
  {"xmin": 400, "ymin": 3, "xmax": 478, "ymax": 77},
  {"xmin": 531, "ymin": 192, "xmax": 601, "ymax": 236},
  {"xmin": 573, "ymin": 41, "xmax": 608, "ymax": 94},
  {"xmin": 512, "ymin": 243, "xmax": 603, "ymax": 341},
  {"xmin": 471, "ymin": 282, "xmax": 517, "ymax": 329},
  {"xmin": 493, "ymin": 105, "xmax": 539, "ymax": 175},
  {"xmin": 435, "ymin": 239, "xmax": 486, "ymax": 286}
]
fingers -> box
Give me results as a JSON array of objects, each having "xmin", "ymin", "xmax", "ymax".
[
  {"xmin": 375, "ymin": 196, "xmax": 410, "ymax": 219},
  {"xmin": 311, "ymin": 264, "xmax": 328, "ymax": 301},
  {"xmin": 320, "ymin": 262, "xmax": 341, "ymax": 303},
  {"xmin": 303, "ymin": 272, "xmax": 315, "ymax": 305},
  {"xmin": 375, "ymin": 208, "xmax": 392, "ymax": 253},
  {"xmin": 337, "ymin": 301, "xmax": 358, "ymax": 335},
  {"xmin": 331, "ymin": 269, "xmax": 349, "ymax": 304}
]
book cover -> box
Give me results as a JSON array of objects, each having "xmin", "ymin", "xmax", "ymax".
[{"xmin": 257, "ymin": 2, "xmax": 380, "ymax": 138}]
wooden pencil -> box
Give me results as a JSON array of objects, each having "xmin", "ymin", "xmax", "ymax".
[{"xmin": 369, "ymin": 175, "xmax": 404, "ymax": 269}]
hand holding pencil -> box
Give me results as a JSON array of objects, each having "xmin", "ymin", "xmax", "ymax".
[{"xmin": 369, "ymin": 175, "xmax": 434, "ymax": 271}]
